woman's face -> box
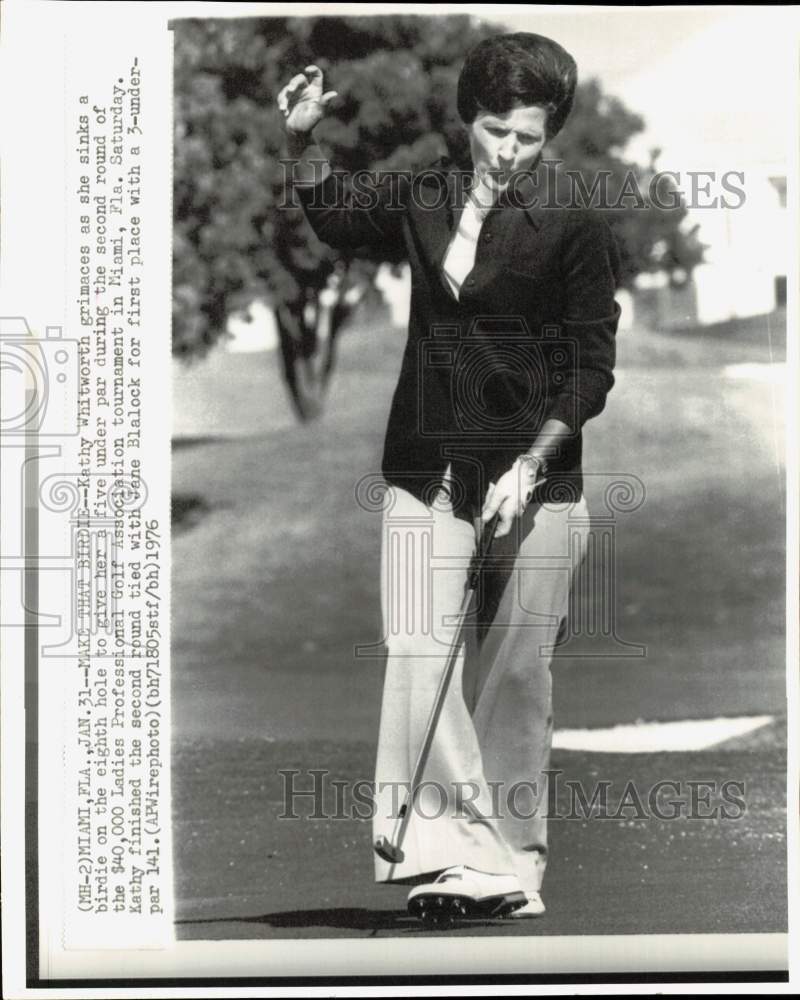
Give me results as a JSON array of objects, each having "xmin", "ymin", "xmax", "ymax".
[{"xmin": 468, "ymin": 103, "xmax": 548, "ymax": 192}]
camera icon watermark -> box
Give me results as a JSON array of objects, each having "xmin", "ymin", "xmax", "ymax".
[
  {"xmin": 417, "ymin": 316, "xmax": 576, "ymax": 441},
  {"xmin": 0, "ymin": 317, "xmax": 79, "ymax": 437}
]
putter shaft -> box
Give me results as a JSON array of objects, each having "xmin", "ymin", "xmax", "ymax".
[{"xmin": 373, "ymin": 512, "xmax": 501, "ymax": 864}]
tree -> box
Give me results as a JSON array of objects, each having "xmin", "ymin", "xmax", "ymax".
[
  {"xmin": 173, "ymin": 16, "xmax": 703, "ymax": 419},
  {"xmin": 547, "ymin": 79, "xmax": 704, "ymax": 288},
  {"xmin": 173, "ymin": 14, "xmax": 495, "ymax": 420}
]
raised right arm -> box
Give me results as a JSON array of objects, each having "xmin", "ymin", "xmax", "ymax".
[{"xmin": 278, "ymin": 65, "xmax": 405, "ymax": 252}]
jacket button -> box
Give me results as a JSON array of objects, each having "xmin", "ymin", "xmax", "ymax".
[
  {"xmin": 466, "ymin": 277, "xmax": 475, "ymax": 286},
  {"xmin": 484, "ymin": 233, "xmax": 493, "ymax": 242}
]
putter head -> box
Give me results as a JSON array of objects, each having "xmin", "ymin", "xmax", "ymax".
[{"xmin": 373, "ymin": 836, "xmax": 404, "ymax": 864}]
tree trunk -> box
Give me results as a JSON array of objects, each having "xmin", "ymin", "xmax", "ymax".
[{"xmin": 274, "ymin": 276, "xmax": 358, "ymax": 422}]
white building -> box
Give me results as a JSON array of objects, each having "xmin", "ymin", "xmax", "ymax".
[
  {"xmin": 634, "ymin": 162, "xmax": 787, "ymax": 330},
  {"xmin": 498, "ymin": 7, "xmax": 793, "ymax": 330}
]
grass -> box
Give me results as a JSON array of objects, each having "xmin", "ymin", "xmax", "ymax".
[
  {"xmin": 173, "ymin": 736, "xmax": 787, "ymax": 938},
  {"xmin": 171, "ymin": 306, "xmax": 788, "ymax": 943},
  {"xmin": 171, "ymin": 306, "xmax": 787, "ymax": 740}
]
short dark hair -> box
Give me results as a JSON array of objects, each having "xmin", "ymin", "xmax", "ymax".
[{"xmin": 457, "ymin": 33, "xmax": 578, "ymax": 139}]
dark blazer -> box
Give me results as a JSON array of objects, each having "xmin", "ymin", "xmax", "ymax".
[{"xmin": 295, "ymin": 158, "xmax": 621, "ymax": 519}]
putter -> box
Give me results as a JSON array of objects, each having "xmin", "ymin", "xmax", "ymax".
[{"xmin": 373, "ymin": 509, "xmax": 502, "ymax": 865}]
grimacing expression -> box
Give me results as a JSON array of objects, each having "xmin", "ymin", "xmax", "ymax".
[{"xmin": 468, "ymin": 104, "xmax": 548, "ymax": 190}]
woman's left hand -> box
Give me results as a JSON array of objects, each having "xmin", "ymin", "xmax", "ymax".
[{"xmin": 481, "ymin": 459, "xmax": 541, "ymax": 538}]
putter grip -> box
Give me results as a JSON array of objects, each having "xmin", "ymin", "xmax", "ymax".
[{"xmin": 468, "ymin": 512, "xmax": 500, "ymax": 589}]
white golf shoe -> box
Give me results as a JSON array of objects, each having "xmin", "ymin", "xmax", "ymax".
[
  {"xmin": 508, "ymin": 890, "xmax": 546, "ymax": 918},
  {"xmin": 407, "ymin": 865, "xmax": 527, "ymax": 925}
]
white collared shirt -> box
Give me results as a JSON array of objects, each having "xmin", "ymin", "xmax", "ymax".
[{"xmin": 441, "ymin": 176, "xmax": 498, "ymax": 300}]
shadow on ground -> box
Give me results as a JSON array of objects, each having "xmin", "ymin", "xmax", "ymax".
[
  {"xmin": 177, "ymin": 907, "xmax": 417, "ymax": 933},
  {"xmin": 172, "ymin": 493, "xmax": 215, "ymax": 534}
]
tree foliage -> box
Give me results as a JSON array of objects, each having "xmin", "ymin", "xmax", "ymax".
[
  {"xmin": 547, "ymin": 79, "xmax": 704, "ymax": 288},
  {"xmin": 173, "ymin": 15, "xmax": 703, "ymax": 417}
]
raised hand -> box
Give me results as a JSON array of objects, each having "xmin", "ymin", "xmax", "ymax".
[{"xmin": 277, "ymin": 64, "xmax": 338, "ymax": 135}]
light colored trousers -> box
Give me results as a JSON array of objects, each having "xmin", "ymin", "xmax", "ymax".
[{"xmin": 373, "ymin": 468, "xmax": 589, "ymax": 895}]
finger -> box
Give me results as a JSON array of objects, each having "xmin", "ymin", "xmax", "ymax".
[
  {"xmin": 277, "ymin": 87, "xmax": 292, "ymax": 113},
  {"xmin": 285, "ymin": 73, "xmax": 309, "ymax": 97},
  {"xmin": 498, "ymin": 498, "xmax": 518, "ymax": 537},
  {"xmin": 522, "ymin": 476, "xmax": 547, "ymax": 507},
  {"xmin": 483, "ymin": 491, "xmax": 508, "ymax": 523},
  {"xmin": 494, "ymin": 509, "xmax": 512, "ymax": 538},
  {"xmin": 320, "ymin": 90, "xmax": 338, "ymax": 107},
  {"xmin": 304, "ymin": 64, "xmax": 324, "ymax": 84}
]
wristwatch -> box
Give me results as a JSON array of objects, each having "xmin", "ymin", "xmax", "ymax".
[
  {"xmin": 514, "ymin": 453, "xmax": 547, "ymax": 503},
  {"xmin": 515, "ymin": 453, "xmax": 547, "ymax": 479}
]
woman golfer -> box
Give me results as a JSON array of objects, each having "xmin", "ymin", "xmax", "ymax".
[{"xmin": 279, "ymin": 32, "xmax": 620, "ymax": 923}]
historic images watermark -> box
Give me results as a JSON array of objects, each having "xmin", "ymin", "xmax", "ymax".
[
  {"xmin": 0, "ymin": 317, "xmax": 153, "ymax": 659},
  {"xmin": 279, "ymin": 159, "xmax": 747, "ymax": 212},
  {"xmin": 0, "ymin": 319, "xmax": 79, "ymax": 438},
  {"xmin": 277, "ymin": 769, "xmax": 747, "ymax": 823}
]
